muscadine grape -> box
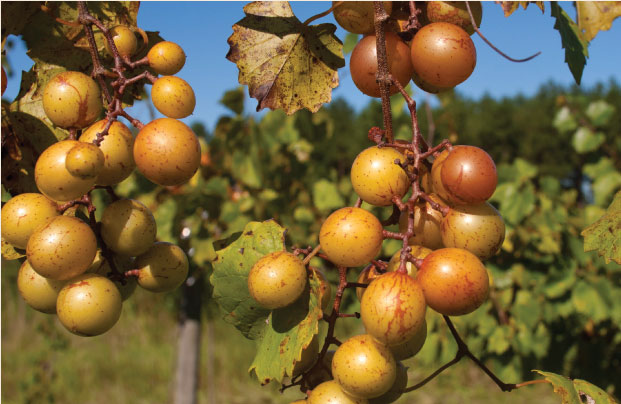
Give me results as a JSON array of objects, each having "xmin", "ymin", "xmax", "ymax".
[
  {"xmin": 319, "ymin": 207, "xmax": 383, "ymax": 268},
  {"xmin": 389, "ymin": 319, "xmax": 427, "ymax": 360},
  {"xmin": 26, "ymin": 215, "xmax": 97, "ymax": 281},
  {"xmin": 332, "ymin": 334, "xmax": 396, "ymax": 399},
  {"xmin": 333, "ymin": 1, "xmax": 393, "ymax": 34},
  {"xmin": 441, "ymin": 145, "xmax": 497, "ymax": 204},
  {"xmin": 441, "ymin": 202, "xmax": 505, "ymax": 260},
  {"xmin": 356, "ymin": 263, "xmax": 382, "ymax": 301},
  {"xmin": 308, "ymin": 380, "xmax": 368, "ymax": 404},
  {"xmin": 412, "ymin": 70, "xmax": 449, "ymax": 94},
  {"xmin": 313, "ymin": 269, "xmax": 332, "ymax": 311},
  {"xmin": 350, "ymin": 32, "xmax": 413, "ymax": 97},
  {"xmin": 385, "ymin": 245, "xmax": 432, "ymax": 276},
  {"xmin": 104, "ymin": 25, "xmax": 138, "ymax": 58},
  {"xmin": 369, "ymin": 361, "xmax": 408, "ymax": 404},
  {"xmin": 417, "ymin": 247, "xmax": 489, "ymax": 316},
  {"xmin": 17, "ymin": 260, "xmax": 66, "ymax": 314},
  {"xmin": 426, "ymin": 1, "xmax": 482, "ymax": 35},
  {"xmin": 87, "ymin": 250, "xmax": 137, "ymax": 301},
  {"xmin": 133, "ymin": 118, "xmax": 201, "ymax": 186},
  {"xmin": 134, "ymin": 242, "xmax": 189, "ymax": 293},
  {"xmin": 42, "ymin": 71, "xmax": 102, "ymax": 129},
  {"xmin": 148, "ymin": 41, "xmax": 186, "ymax": 75},
  {"xmin": 350, "ymin": 146, "xmax": 410, "ymax": 206},
  {"xmin": 361, "ymin": 271, "xmax": 426, "ymax": 346},
  {"xmin": 410, "ymin": 22, "xmax": 476, "ymax": 88},
  {"xmin": 56, "ymin": 273, "xmax": 123, "ymax": 336},
  {"xmin": 34, "ymin": 140, "xmax": 97, "ymax": 202},
  {"xmin": 151, "ymin": 76, "xmax": 196, "ymax": 119},
  {"xmin": 80, "ymin": 119, "xmax": 136, "ymax": 186},
  {"xmin": 398, "ymin": 194, "xmax": 446, "ymax": 250},
  {"xmin": 1, "ymin": 193, "xmax": 59, "ymax": 249},
  {"xmin": 248, "ymin": 251, "xmax": 307, "ymax": 309},
  {"xmin": 430, "ymin": 149, "xmax": 451, "ymax": 202},
  {"xmin": 65, "ymin": 142, "xmax": 105, "ymax": 180},
  {"xmin": 291, "ymin": 335, "xmax": 319, "ymax": 377},
  {"xmin": 100, "ymin": 198, "xmax": 157, "ymax": 256}
]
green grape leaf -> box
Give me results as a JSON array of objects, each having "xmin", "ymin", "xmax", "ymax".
[
  {"xmin": 576, "ymin": 1, "xmax": 621, "ymax": 41},
  {"xmin": 586, "ymin": 100, "xmax": 615, "ymax": 126},
  {"xmin": 227, "ymin": 1, "xmax": 344, "ymax": 115},
  {"xmin": 553, "ymin": 106, "xmax": 579, "ymax": 133},
  {"xmin": 343, "ymin": 32, "xmax": 359, "ymax": 55},
  {"xmin": 490, "ymin": 182, "xmax": 536, "ymax": 225},
  {"xmin": 488, "ymin": 326, "xmax": 511, "ymax": 354},
  {"xmin": 210, "ymin": 220, "xmax": 285, "ymax": 339},
  {"xmin": 0, "ymin": 1, "xmax": 42, "ymax": 41},
  {"xmin": 581, "ymin": 191, "xmax": 621, "ymax": 264},
  {"xmin": 312, "ymin": 179, "xmax": 345, "ymax": 212},
  {"xmin": 533, "ymin": 371, "xmax": 619, "ymax": 404},
  {"xmin": 500, "ymin": 1, "xmax": 545, "ymax": 17},
  {"xmin": 249, "ymin": 269, "xmax": 322, "ymax": 385},
  {"xmin": 220, "ymin": 87, "xmax": 245, "ymax": 116},
  {"xmin": 232, "ymin": 150, "xmax": 263, "ymax": 189},
  {"xmin": 571, "ymin": 280, "xmax": 610, "ymax": 322},
  {"xmin": 572, "ymin": 127, "xmax": 605, "ymax": 154},
  {"xmin": 153, "ymin": 197, "xmax": 177, "ymax": 243},
  {"xmin": 551, "ymin": 2, "xmax": 590, "ymax": 85},
  {"xmin": 1, "ymin": 239, "xmax": 25, "ymax": 260}
]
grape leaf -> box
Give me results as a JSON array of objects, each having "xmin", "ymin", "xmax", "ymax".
[
  {"xmin": 500, "ymin": 1, "xmax": 545, "ymax": 17},
  {"xmin": 551, "ymin": 2, "xmax": 590, "ymax": 85},
  {"xmin": 572, "ymin": 127, "xmax": 605, "ymax": 154},
  {"xmin": 1, "ymin": 239, "xmax": 25, "ymax": 261},
  {"xmin": 249, "ymin": 269, "xmax": 322, "ymax": 385},
  {"xmin": 312, "ymin": 179, "xmax": 345, "ymax": 212},
  {"xmin": 533, "ymin": 371, "xmax": 619, "ymax": 404},
  {"xmin": 0, "ymin": 1, "xmax": 42, "ymax": 41},
  {"xmin": 210, "ymin": 220, "xmax": 285, "ymax": 339},
  {"xmin": 586, "ymin": 100, "xmax": 615, "ymax": 126},
  {"xmin": 576, "ymin": 1, "xmax": 621, "ymax": 41},
  {"xmin": 227, "ymin": 1, "xmax": 344, "ymax": 115},
  {"xmin": 581, "ymin": 191, "xmax": 621, "ymax": 264}
]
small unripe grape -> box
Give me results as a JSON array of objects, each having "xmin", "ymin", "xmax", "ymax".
[
  {"xmin": 80, "ymin": 119, "xmax": 136, "ymax": 186},
  {"xmin": 151, "ymin": 76, "xmax": 196, "ymax": 119},
  {"xmin": 350, "ymin": 146, "xmax": 410, "ymax": 206},
  {"xmin": 147, "ymin": 41, "xmax": 186, "ymax": 75},
  {"xmin": 441, "ymin": 145, "xmax": 497, "ymax": 204},
  {"xmin": 1, "ymin": 193, "xmax": 59, "ymax": 249},
  {"xmin": 398, "ymin": 194, "xmax": 446, "ymax": 250},
  {"xmin": 356, "ymin": 263, "xmax": 383, "ymax": 301},
  {"xmin": 100, "ymin": 199, "xmax": 157, "ymax": 256},
  {"xmin": 369, "ymin": 361, "xmax": 408, "ymax": 404},
  {"xmin": 385, "ymin": 245, "xmax": 432, "ymax": 276},
  {"xmin": 56, "ymin": 273, "xmax": 123, "ymax": 336},
  {"xmin": 35, "ymin": 140, "xmax": 97, "ymax": 202},
  {"xmin": 319, "ymin": 207, "xmax": 383, "ymax": 268},
  {"xmin": 430, "ymin": 149, "xmax": 451, "ymax": 202},
  {"xmin": 87, "ymin": 250, "xmax": 137, "ymax": 301},
  {"xmin": 104, "ymin": 25, "xmax": 138, "ymax": 57},
  {"xmin": 410, "ymin": 22, "xmax": 476, "ymax": 88},
  {"xmin": 248, "ymin": 251, "xmax": 307, "ymax": 309},
  {"xmin": 308, "ymin": 380, "xmax": 368, "ymax": 404},
  {"xmin": 389, "ymin": 319, "xmax": 427, "ymax": 360},
  {"xmin": 441, "ymin": 202, "xmax": 505, "ymax": 260},
  {"xmin": 65, "ymin": 142, "xmax": 105, "ymax": 180},
  {"xmin": 350, "ymin": 32, "xmax": 414, "ymax": 97},
  {"xmin": 332, "ymin": 334, "xmax": 396, "ymax": 399},
  {"xmin": 418, "ymin": 248, "xmax": 489, "ymax": 316},
  {"xmin": 42, "ymin": 71, "xmax": 102, "ymax": 129},
  {"xmin": 313, "ymin": 269, "xmax": 332, "ymax": 311},
  {"xmin": 134, "ymin": 118, "xmax": 201, "ymax": 186},
  {"xmin": 291, "ymin": 335, "xmax": 319, "ymax": 377},
  {"xmin": 426, "ymin": 1, "xmax": 482, "ymax": 35},
  {"xmin": 134, "ymin": 242, "xmax": 189, "ymax": 293},
  {"xmin": 333, "ymin": 1, "xmax": 393, "ymax": 34},
  {"xmin": 26, "ymin": 215, "xmax": 97, "ymax": 281},
  {"xmin": 361, "ymin": 272, "xmax": 426, "ymax": 346},
  {"xmin": 17, "ymin": 260, "xmax": 66, "ymax": 314}
]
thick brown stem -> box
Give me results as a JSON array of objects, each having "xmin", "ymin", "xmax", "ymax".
[{"xmin": 373, "ymin": 1, "xmax": 394, "ymax": 142}]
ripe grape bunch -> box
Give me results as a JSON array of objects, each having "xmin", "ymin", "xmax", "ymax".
[
  {"xmin": 1, "ymin": 3, "xmax": 198, "ymax": 337},
  {"xmin": 244, "ymin": 2, "xmax": 509, "ymax": 402}
]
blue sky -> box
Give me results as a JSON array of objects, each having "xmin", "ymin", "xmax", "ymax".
[{"xmin": 4, "ymin": 2, "xmax": 621, "ymax": 133}]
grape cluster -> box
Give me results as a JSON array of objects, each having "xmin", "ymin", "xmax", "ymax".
[
  {"xmin": 243, "ymin": 2, "xmax": 506, "ymax": 402},
  {"xmin": 1, "ymin": 20, "xmax": 198, "ymax": 337}
]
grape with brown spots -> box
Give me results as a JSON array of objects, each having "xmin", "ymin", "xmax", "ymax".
[
  {"xmin": 148, "ymin": 41, "xmax": 186, "ymax": 75},
  {"xmin": 100, "ymin": 198, "xmax": 157, "ymax": 257},
  {"xmin": 440, "ymin": 145, "xmax": 498, "ymax": 205},
  {"xmin": 1, "ymin": 193, "xmax": 59, "ymax": 249},
  {"xmin": 248, "ymin": 251, "xmax": 308, "ymax": 309},
  {"xmin": 17, "ymin": 260, "xmax": 66, "ymax": 314},
  {"xmin": 308, "ymin": 380, "xmax": 368, "ymax": 404},
  {"xmin": 65, "ymin": 142, "xmax": 105, "ymax": 180},
  {"xmin": 105, "ymin": 25, "xmax": 138, "ymax": 58},
  {"xmin": 151, "ymin": 76, "xmax": 196, "ymax": 119},
  {"xmin": 134, "ymin": 242, "xmax": 189, "ymax": 293},
  {"xmin": 42, "ymin": 71, "xmax": 102, "ymax": 129},
  {"xmin": 333, "ymin": 1, "xmax": 392, "ymax": 35}
]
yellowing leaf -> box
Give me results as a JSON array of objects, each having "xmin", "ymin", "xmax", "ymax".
[
  {"xmin": 577, "ymin": 1, "xmax": 621, "ymax": 41},
  {"xmin": 227, "ymin": 1, "xmax": 344, "ymax": 115},
  {"xmin": 581, "ymin": 191, "xmax": 621, "ymax": 264},
  {"xmin": 500, "ymin": 1, "xmax": 545, "ymax": 17},
  {"xmin": 1, "ymin": 239, "xmax": 25, "ymax": 261}
]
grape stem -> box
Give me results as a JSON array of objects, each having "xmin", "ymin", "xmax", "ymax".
[
  {"xmin": 303, "ymin": 1, "xmax": 344, "ymax": 26},
  {"xmin": 373, "ymin": 1, "xmax": 394, "ymax": 143}
]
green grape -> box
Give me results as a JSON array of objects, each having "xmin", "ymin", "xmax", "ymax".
[
  {"xmin": 17, "ymin": 260, "xmax": 66, "ymax": 314},
  {"xmin": 100, "ymin": 199, "xmax": 157, "ymax": 256},
  {"xmin": 134, "ymin": 242, "xmax": 189, "ymax": 293}
]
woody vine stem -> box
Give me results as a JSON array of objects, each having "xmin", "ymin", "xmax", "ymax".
[{"xmin": 282, "ymin": 0, "xmax": 546, "ymax": 395}]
